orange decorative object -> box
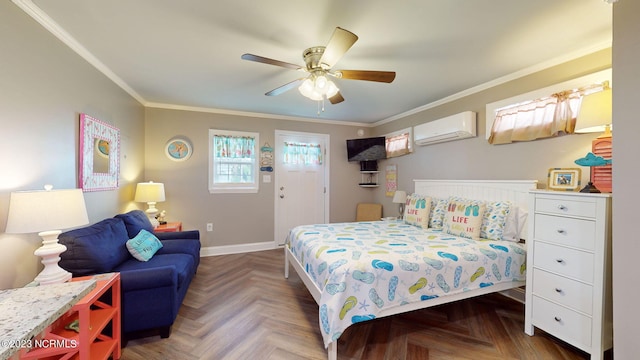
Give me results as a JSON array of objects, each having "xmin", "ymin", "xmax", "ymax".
[
  {"xmin": 154, "ymin": 221, "xmax": 182, "ymax": 233},
  {"xmin": 591, "ymin": 137, "xmax": 612, "ymax": 193}
]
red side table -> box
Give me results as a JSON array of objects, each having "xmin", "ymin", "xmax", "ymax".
[{"xmin": 154, "ymin": 221, "xmax": 182, "ymax": 233}]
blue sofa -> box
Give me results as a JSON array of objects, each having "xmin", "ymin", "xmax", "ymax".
[{"xmin": 58, "ymin": 210, "xmax": 200, "ymax": 341}]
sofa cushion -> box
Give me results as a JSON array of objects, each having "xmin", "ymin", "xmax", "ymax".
[
  {"xmin": 157, "ymin": 239, "xmax": 201, "ymax": 266},
  {"xmin": 115, "ymin": 210, "xmax": 154, "ymax": 238},
  {"xmin": 113, "ymin": 253, "xmax": 196, "ymax": 292},
  {"xmin": 126, "ymin": 229, "xmax": 163, "ymax": 261},
  {"xmin": 59, "ymin": 218, "xmax": 131, "ymax": 275}
]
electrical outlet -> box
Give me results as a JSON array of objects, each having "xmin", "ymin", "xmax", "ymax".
[{"xmin": 206, "ymin": 223, "xmax": 213, "ymax": 232}]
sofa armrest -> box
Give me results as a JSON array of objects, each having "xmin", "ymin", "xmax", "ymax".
[
  {"xmin": 119, "ymin": 266, "xmax": 177, "ymax": 292},
  {"xmin": 155, "ymin": 230, "xmax": 200, "ymax": 241}
]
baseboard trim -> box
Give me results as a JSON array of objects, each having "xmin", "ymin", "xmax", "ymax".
[{"xmin": 200, "ymin": 242, "xmax": 278, "ymax": 257}]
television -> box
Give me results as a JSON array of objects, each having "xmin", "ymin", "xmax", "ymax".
[{"xmin": 346, "ymin": 136, "xmax": 387, "ymax": 162}]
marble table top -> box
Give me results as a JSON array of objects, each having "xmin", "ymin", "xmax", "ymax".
[{"xmin": 0, "ymin": 280, "xmax": 96, "ymax": 360}]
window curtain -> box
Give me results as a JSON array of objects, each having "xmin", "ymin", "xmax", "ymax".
[
  {"xmin": 214, "ymin": 135, "xmax": 255, "ymax": 159},
  {"xmin": 283, "ymin": 142, "xmax": 322, "ymax": 165},
  {"xmin": 489, "ymin": 84, "xmax": 604, "ymax": 145},
  {"xmin": 386, "ymin": 133, "xmax": 410, "ymax": 158}
]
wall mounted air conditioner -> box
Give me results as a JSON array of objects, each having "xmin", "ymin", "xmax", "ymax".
[{"xmin": 414, "ymin": 111, "xmax": 477, "ymax": 146}]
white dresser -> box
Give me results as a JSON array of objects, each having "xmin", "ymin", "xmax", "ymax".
[{"xmin": 525, "ymin": 191, "xmax": 612, "ymax": 359}]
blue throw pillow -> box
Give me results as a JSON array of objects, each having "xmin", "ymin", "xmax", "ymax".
[
  {"xmin": 126, "ymin": 229, "xmax": 163, "ymax": 261},
  {"xmin": 115, "ymin": 210, "xmax": 154, "ymax": 238}
]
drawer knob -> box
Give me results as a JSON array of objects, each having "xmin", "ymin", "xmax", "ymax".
[
  {"xmin": 554, "ymin": 316, "xmax": 562, "ymax": 322},
  {"xmin": 555, "ymin": 259, "xmax": 565, "ymax": 264},
  {"xmin": 555, "ymin": 288, "xmax": 563, "ymax": 293},
  {"xmin": 556, "ymin": 229, "xmax": 566, "ymax": 234},
  {"xmin": 557, "ymin": 204, "xmax": 568, "ymax": 211}
]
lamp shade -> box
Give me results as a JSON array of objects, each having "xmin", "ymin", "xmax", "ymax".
[
  {"xmin": 6, "ymin": 186, "xmax": 89, "ymax": 234},
  {"xmin": 392, "ymin": 190, "xmax": 407, "ymax": 204},
  {"xmin": 575, "ymin": 87, "xmax": 612, "ymax": 134},
  {"xmin": 134, "ymin": 182, "xmax": 166, "ymax": 203}
]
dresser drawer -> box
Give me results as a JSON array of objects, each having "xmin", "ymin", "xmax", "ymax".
[
  {"xmin": 533, "ymin": 242, "xmax": 594, "ymax": 283},
  {"xmin": 533, "ymin": 214, "xmax": 595, "ymax": 251},
  {"xmin": 535, "ymin": 197, "xmax": 597, "ymax": 218},
  {"xmin": 532, "ymin": 296, "xmax": 592, "ymax": 349},
  {"xmin": 532, "ymin": 268, "xmax": 593, "ymax": 314}
]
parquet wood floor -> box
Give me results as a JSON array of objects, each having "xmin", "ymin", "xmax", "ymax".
[{"xmin": 122, "ymin": 249, "xmax": 609, "ymax": 359}]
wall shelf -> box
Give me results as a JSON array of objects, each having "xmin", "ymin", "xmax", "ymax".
[{"xmin": 359, "ymin": 171, "xmax": 379, "ymax": 187}]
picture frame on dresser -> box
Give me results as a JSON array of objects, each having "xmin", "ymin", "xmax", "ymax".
[{"xmin": 547, "ymin": 167, "xmax": 581, "ymax": 191}]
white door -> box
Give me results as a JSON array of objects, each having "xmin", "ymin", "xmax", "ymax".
[{"xmin": 274, "ymin": 130, "xmax": 329, "ymax": 246}]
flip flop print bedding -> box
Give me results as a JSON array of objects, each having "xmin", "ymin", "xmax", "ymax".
[{"xmin": 287, "ymin": 221, "xmax": 527, "ymax": 348}]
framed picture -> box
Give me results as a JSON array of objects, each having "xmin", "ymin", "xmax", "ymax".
[
  {"xmin": 79, "ymin": 113, "xmax": 120, "ymax": 192},
  {"xmin": 547, "ymin": 167, "xmax": 582, "ymax": 191},
  {"xmin": 165, "ymin": 137, "xmax": 193, "ymax": 161}
]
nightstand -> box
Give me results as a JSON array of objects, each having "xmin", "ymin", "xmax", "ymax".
[
  {"xmin": 525, "ymin": 191, "xmax": 612, "ymax": 360},
  {"xmin": 154, "ymin": 221, "xmax": 182, "ymax": 233}
]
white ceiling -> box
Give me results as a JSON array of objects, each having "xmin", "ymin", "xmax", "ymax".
[{"xmin": 16, "ymin": 0, "xmax": 612, "ymax": 124}]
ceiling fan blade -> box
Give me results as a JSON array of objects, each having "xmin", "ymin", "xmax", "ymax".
[
  {"xmin": 319, "ymin": 27, "xmax": 358, "ymax": 69},
  {"xmin": 337, "ymin": 70, "xmax": 396, "ymax": 83},
  {"xmin": 241, "ymin": 53, "xmax": 303, "ymax": 71},
  {"xmin": 265, "ymin": 78, "xmax": 305, "ymax": 96},
  {"xmin": 329, "ymin": 91, "xmax": 345, "ymax": 104}
]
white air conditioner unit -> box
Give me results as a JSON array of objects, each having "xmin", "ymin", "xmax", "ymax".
[{"xmin": 414, "ymin": 111, "xmax": 477, "ymax": 146}]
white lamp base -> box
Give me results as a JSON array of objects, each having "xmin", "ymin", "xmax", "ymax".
[
  {"xmin": 397, "ymin": 203, "xmax": 405, "ymax": 219},
  {"xmin": 33, "ymin": 230, "xmax": 72, "ymax": 285},
  {"xmin": 145, "ymin": 202, "xmax": 160, "ymax": 228}
]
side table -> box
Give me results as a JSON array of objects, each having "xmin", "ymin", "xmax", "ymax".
[{"xmin": 154, "ymin": 221, "xmax": 182, "ymax": 233}]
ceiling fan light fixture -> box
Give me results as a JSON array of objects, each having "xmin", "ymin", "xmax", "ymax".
[
  {"xmin": 316, "ymin": 75, "xmax": 328, "ymax": 89},
  {"xmin": 326, "ymin": 81, "xmax": 339, "ymax": 98},
  {"xmin": 298, "ymin": 74, "xmax": 339, "ymax": 101}
]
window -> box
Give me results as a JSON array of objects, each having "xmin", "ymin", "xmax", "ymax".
[
  {"xmin": 209, "ymin": 129, "xmax": 259, "ymax": 193},
  {"xmin": 485, "ymin": 69, "xmax": 612, "ymax": 144},
  {"xmin": 385, "ymin": 127, "xmax": 412, "ymax": 158},
  {"xmin": 282, "ymin": 142, "xmax": 322, "ymax": 166}
]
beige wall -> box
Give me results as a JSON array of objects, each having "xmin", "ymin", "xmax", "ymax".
[
  {"xmin": 144, "ymin": 108, "xmax": 374, "ymax": 248},
  {"xmin": 0, "ymin": 2, "xmax": 146, "ymax": 289},
  {"xmin": 144, "ymin": 49, "xmax": 613, "ymax": 249},
  {"xmin": 371, "ymin": 49, "xmax": 612, "ymax": 216},
  {"xmin": 611, "ymin": 0, "xmax": 640, "ymax": 357}
]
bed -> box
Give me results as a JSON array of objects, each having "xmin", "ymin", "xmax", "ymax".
[{"xmin": 284, "ymin": 179, "xmax": 538, "ymax": 359}]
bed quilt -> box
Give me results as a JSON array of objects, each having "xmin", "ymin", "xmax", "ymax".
[{"xmin": 287, "ymin": 221, "xmax": 527, "ymax": 348}]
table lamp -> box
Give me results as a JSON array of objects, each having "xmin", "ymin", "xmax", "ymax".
[
  {"xmin": 392, "ymin": 190, "xmax": 407, "ymax": 219},
  {"xmin": 134, "ymin": 181, "xmax": 165, "ymax": 228},
  {"xmin": 575, "ymin": 85, "xmax": 612, "ymax": 192},
  {"xmin": 5, "ymin": 185, "xmax": 89, "ymax": 285}
]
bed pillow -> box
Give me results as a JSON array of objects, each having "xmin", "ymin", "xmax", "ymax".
[
  {"xmin": 428, "ymin": 198, "xmax": 448, "ymax": 229},
  {"xmin": 126, "ymin": 229, "xmax": 163, "ymax": 262},
  {"xmin": 444, "ymin": 198, "xmax": 486, "ymax": 240},
  {"xmin": 503, "ymin": 206, "xmax": 529, "ymax": 242},
  {"xmin": 404, "ymin": 194, "xmax": 432, "ymax": 228},
  {"xmin": 480, "ymin": 201, "xmax": 512, "ymax": 241}
]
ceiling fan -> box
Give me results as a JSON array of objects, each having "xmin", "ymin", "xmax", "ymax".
[{"xmin": 241, "ymin": 27, "xmax": 396, "ymax": 107}]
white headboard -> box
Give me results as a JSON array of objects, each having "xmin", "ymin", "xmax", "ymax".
[{"xmin": 413, "ymin": 179, "xmax": 539, "ymax": 239}]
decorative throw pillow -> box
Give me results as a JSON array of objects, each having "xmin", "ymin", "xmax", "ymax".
[
  {"xmin": 404, "ymin": 194, "xmax": 432, "ymax": 228},
  {"xmin": 429, "ymin": 198, "xmax": 448, "ymax": 229},
  {"xmin": 444, "ymin": 198, "xmax": 486, "ymax": 240},
  {"xmin": 480, "ymin": 201, "xmax": 512, "ymax": 240},
  {"xmin": 126, "ymin": 229, "xmax": 163, "ymax": 262},
  {"xmin": 503, "ymin": 206, "xmax": 529, "ymax": 242}
]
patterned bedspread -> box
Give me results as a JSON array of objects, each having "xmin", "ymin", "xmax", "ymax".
[{"xmin": 287, "ymin": 221, "xmax": 527, "ymax": 348}]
